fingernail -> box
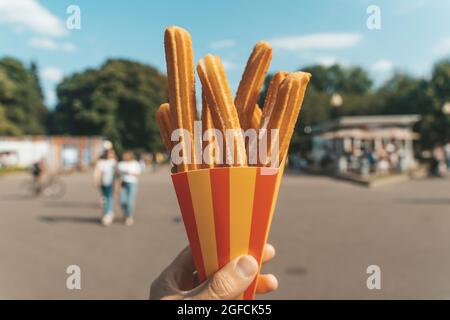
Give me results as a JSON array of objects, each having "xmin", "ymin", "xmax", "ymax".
[{"xmin": 236, "ymin": 256, "xmax": 258, "ymax": 278}]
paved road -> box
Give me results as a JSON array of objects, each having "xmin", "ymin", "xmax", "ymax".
[{"xmin": 0, "ymin": 168, "xmax": 449, "ymax": 299}]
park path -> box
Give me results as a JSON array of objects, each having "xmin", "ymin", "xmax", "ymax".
[{"xmin": 1, "ymin": 168, "xmax": 450, "ymax": 299}]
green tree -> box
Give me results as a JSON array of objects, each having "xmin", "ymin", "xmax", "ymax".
[
  {"xmin": 302, "ymin": 64, "xmax": 373, "ymax": 94},
  {"xmin": 431, "ymin": 59, "xmax": 450, "ymax": 100},
  {"xmin": 0, "ymin": 57, "xmax": 47, "ymax": 135},
  {"xmin": 260, "ymin": 61, "xmax": 450, "ymax": 154},
  {"xmin": 377, "ymin": 73, "xmax": 432, "ymax": 115},
  {"xmin": 259, "ymin": 63, "xmax": 374, "ymax": 117},
  {"xmin": 51, "ymin": 59, "xmax": 168, "ymax": 153},
  {"xmin": 415, "ymin": 59, "xmax": 450, "ymax": 148},
  {"xmin": 30, "ymin": 61, "xmax": 45, "ymax": 101},
  {"xmin": 0, "ymin": 106, "xmax": 21, "ymax": 135}
]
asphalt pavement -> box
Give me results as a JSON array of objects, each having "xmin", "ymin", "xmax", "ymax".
[{"xmin": 0, "ymin": 167, "xmax": 449, "ymax": 299}]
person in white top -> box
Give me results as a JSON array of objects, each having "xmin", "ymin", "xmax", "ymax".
[
  {"xmin": 117, "ymin": 151, "xmax": 142, "ymax": 226},
  {"xmin": 93, "ymin": 148, "xmax": 117, "ymax": 226}
]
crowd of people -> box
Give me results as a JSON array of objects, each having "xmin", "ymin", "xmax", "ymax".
[
  {"xmin": 337, "ymin": 142, "xmax": 413, "ymax": 176},
  {"xmin": 309, "ymin": 140, "xmax": 450, "ymax": 178}
]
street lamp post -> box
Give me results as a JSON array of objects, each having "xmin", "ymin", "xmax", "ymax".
[
  {"xmin": 330, "ymin": 93, "xmax": 343, "ymax": 119},
  {"xmin": 442, "ymin": 101, "xmax": 450, "ymax": 115},
  {"xmin": 330, "ymin": 93, "xmax": 343, "ymax": 108}
]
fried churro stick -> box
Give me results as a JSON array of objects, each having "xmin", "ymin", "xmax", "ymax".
[
  {"xmin": 164, "ymin": 26, "xmax": 197, "ymax": 171},
  {"xmin": 201, "ymin": 91, "xmax": 218, "ymax": 168},
  {"xmin": 249, "ymin": 104, "xmax": 262, "ymax": 130},
  {"xmin": 235, "ymin": 42, "xmax": 272, "ymax": 131},
  {"xmin": 245, "ymin": 105, "xmax": 262, "ymax": 166},
  {"xmin": 197, "ymin": 54, "xmax": 247, "ymax": 166},
  {"xmin": 260, "ymin": 71, "xmax": 289, "ymax": 131},
  {"xmin": 156, "ymin": 103, "xmax": 174, "ymax": 153},
  {"xmin": 264, "ymin": 72, "xmax": 311, "ymax": 166}
]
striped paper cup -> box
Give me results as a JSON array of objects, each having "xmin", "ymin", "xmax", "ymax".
[{"xmin": 171, "ymin": 163, "xmax": 285, "ymax": 300}]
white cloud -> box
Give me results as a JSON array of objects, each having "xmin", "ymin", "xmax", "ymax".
[
  {"xmin": 433, "ymin": 37, "xmax": 450, "ymax": 56},
  {"xmin": 29, "ymin": 37, "xmax": 57, "ymax": 50},
  {"xmin": 371, "ymin": 59, "xmax": 394, "ymax": 73},
  {"xmin": 270, "ymin": 33, "xmax": 361, "ymax": 51},
  {"xmin": 315, "ymin": 56, "xmax": 352, "ymax": 68},
  {"xmin": 209, "ymin": 39, "xmax": 236, "ymax": 50},
  {"xmin": 0, "ymin": 0, "xmax": 67, "ymax": 37},
  {"xmin": 29, "ymin": 37, "xmax": 76, "ymax": 52},
  {"xmin": 41, "ymin": 67, "xmax": 64, "ymax": 82}
]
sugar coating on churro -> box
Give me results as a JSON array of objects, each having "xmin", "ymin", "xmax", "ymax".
[
  {"xmin": 201, "ymin": 91, "xmax": 219, "ymax": 168},
  {"xmin": 164, "ymin": 26, "xmax": 197, "ymax": 171},
  {"xmin": 159, "ymin": 26, "xmax": 311, "ymax": 170},
  {"xmin": 235, "ymin": 41, "xmax": 272, "ymax": 131},
  {"xmin": 264, "ymin": 72, "xmax": 311, "ymax": 166},
  {"xmin": 250, "ymin": 104, "xmax": 262, "ymax": 130},
  {"xmin": 197, "ymin": 54, "xmax": 247, "ymax": 166},
  {"xmin": 260, "ymin": 71, "xmax": 289, "ymax": 132}
]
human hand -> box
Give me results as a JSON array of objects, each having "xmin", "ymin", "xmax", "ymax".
[{"xmin": 150, "ymin": 244, "xmax": 278, "ymax": 300}]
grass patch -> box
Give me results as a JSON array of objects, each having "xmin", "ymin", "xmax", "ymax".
[{"xmin": 0, "ymin": 166, "xmax": 26, "ymax": 175}]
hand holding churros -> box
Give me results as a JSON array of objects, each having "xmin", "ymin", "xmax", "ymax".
[
  {"xmin": 160, "ymin": 25, "xmax": 311, "ymax": 300},
  {"xmin": 158, "ymin": 26, "xmax": 311, "ymax": 172}
]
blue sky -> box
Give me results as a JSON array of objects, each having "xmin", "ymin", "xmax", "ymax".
[{"xmin": 1, "ymin": 0, "xmax": 450, "ymax": 108}]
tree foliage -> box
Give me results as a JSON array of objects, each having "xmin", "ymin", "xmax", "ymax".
[
  {"xmin": 415, "ymin": 59, "xmax": 450, "ymax": 148},
  {"xmin": 302, "ymin": 64, "xmax": 373, "ymax": 94},
  {"xmin": 259, "ymin": 61, "xmax": 450, "ymax": 154},
  {"xmin": 0, "ymin": 57, "xmax": 47, "ymax": 135},
  {"xmin": 50, "ymin": 59, "xmax": 168, "ymax": 153},
  {"xmin": 1, "ymin": 55, "xmax": 448, "ymax": 154}
]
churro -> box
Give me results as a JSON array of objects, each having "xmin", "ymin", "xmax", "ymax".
[
  {"xmin": 264, "ymin": 72, "xmax": 311, "ymax": 166},
  {"xmin": 260, "ymin": 71, "xmax": 289, "ymax": 131},
  {"xmin": 156, "ymin": 103, "xmax": 174, "ymax": 153},
  {"xmin": 249, "ymin": 104, "xmax": 262, "ymax": 130},
  {"xmin": 160, "ymin": 26, "xmax": 311, "ymax": 170},
  {"xmin": 164, "ymin": 26, "xmax": 197, "ymax": 171},
  {"xmin": 197, "ymin": 54, "xmax": 247, "ymax": 166},
  {"xmin": 235, "ymin": 42, "xmax": 272, "ymax": 131},
  {"xmin": 201, "ymin": 91, "xmax": 219, "ymax": 168}
]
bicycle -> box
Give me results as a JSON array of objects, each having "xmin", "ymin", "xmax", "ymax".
[{"xmin": 21, "ymin": 175, "xmax": 66, "ymax": 199}]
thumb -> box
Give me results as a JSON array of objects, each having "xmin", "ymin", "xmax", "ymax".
[{"xmin": 188, "ymin": 255, "xmax": 259, "ymax": 300}]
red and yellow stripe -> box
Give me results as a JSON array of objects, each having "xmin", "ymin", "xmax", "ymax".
[{"xmin": 171, "ymin": 164, "xmax": 284, "ymax": 299}]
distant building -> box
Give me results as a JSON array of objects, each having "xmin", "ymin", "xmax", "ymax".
[
  {"xmin": 311, "ymin": 115, "xmax": 421, "ymax": 176},
  {"xmin": 0, "ymin": 136, "xmax": 104, "ymax": 172}
]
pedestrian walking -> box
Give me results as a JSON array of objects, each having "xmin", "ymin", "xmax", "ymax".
[
  {"xmin": 118, "ymin": 151, "xmax": 142, "ymax": 226},
  {"xmin": 94, "ymin": 148, "xmax": 117, "ymax": 226}
]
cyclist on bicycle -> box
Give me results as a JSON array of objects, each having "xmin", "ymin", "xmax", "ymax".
[{"xmin": 31, "ymin": 158, "xmax": 47, "ymax": 194}]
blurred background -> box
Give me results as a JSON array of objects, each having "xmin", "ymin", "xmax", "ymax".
[{"xmin": 0, "ymin": 0, "xmax": 449, "ymax": 299}]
